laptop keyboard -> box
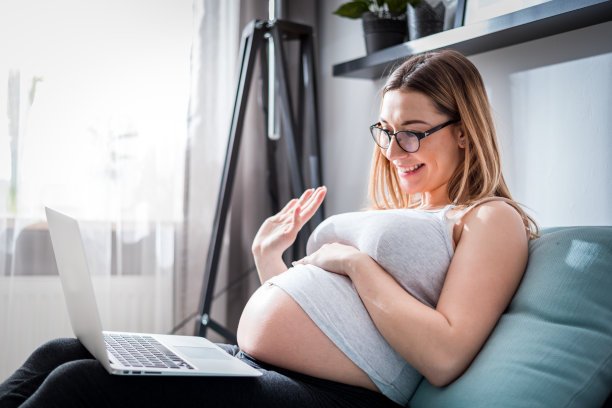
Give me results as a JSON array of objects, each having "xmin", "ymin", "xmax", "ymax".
[{"xmin": 104, "ymin": 333, "xmax": 194, "ymax": 370}]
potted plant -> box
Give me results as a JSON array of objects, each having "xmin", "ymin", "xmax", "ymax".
[{"xmin": 333, "ymin": 0, "xmax": 420, "ymax": 54}]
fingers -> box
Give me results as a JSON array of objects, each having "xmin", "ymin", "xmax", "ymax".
[
  {"xmin": 280, "ymin": 187, "xmax": 326, "ymax": 214},
  {"xmin": 279, "ymin": 189, "xmax": 313, "ymax": 215},
  {"xmin": 279, "ymin": 198, "xmax": 298, "ymax": 216},
  {"xmin": 300, "ymin": 186, "xmax": 326, "ymax": 218},
  {"xmin": 287, "ymin": 203, "xmax": 301, "ymax": 232},
  {"xmin": 277, "ymin": 186, "xmax": 326, "ymax": 228},
  {"xmin": 297, "ymin": 188, "xmax": 316, "ymax": 207}
]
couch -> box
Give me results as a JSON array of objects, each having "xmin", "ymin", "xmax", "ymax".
[{"xmin": 410, "ymin": 226, "xmax": 612, "ymax": 407}]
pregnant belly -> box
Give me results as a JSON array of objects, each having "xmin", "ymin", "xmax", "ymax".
[{"xmin": 237, "ymin": 283, "xmax": 378, "ymax": 392}]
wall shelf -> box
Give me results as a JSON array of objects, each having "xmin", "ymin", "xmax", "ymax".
[{"xmin": 332, "ymin": 0, "xmax": 612, "ymax": 79}]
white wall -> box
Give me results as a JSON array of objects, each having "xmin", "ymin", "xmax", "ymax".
[
  {"xmin": 318, "ymin": 2, "xmax": 612, "ymax": 228},
  {"xmin": 470, "ymin": 22, "xmax": 612, "ymax": 228}
]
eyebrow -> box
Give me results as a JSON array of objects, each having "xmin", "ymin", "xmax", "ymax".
[{"xmin": 379, "ymin": 118, "xmax": 431, "ymax": 126}]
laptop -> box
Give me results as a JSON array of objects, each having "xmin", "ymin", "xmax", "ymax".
[{"xmin": 45, "ymin": 206, "xmax": 261, "ymax": 378}]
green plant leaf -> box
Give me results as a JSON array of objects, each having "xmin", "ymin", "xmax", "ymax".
[
  {"xmin": 385, "ymin": 0, "xmax": 420, "ymax": 13},
  {"xmin": 333, "ymin": 1, "xmax": 371, "ymax": 19},
  {"xmin": 385, "ymin": 0, "xmax": 406, "ymax": 13}
]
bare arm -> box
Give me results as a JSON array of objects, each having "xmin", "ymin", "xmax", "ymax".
[
  {"xmin": 296, "ymin": 201, "xmax": 528, "ymax": 386},
  {"xmin": 251, "ymin": 186, "xmax": 326, "ymax": 283}
]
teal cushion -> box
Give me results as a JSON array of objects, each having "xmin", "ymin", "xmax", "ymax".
[{"xmin": 410, "ymin": 226, "xmax": 612, "ymax": 408}]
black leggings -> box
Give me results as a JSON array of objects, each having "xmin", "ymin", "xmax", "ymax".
[{"xmin": 0, "ymin": 338, "xmax": 401, "ymax": 408}]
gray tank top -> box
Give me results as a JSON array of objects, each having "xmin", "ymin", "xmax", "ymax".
[{"xmin": 269, "ymin": 205, "xmax": 462, "ymax": 405}]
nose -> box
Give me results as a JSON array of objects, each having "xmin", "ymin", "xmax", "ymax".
[{"xmin": 384, "ymin": 134, "xmax": 409, "ymax": 160}]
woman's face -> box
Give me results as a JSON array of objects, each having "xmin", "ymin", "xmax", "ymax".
[{"xmin": 379, "ymin": 89, "xmax": 464, "ymax": 206}]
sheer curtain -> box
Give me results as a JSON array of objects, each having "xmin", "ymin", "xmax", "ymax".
[
  {"xmin": 0, "ymin": 0, "xmax": 193, "ymax": 380},
  {"xmin": 179, "ymin": 0, "xmax": 241, "ymax": 338}
]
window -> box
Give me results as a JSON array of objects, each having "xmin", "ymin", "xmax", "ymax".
[{"xmin": 0, "ymin": 0, "xmax": 192, "ymax": 222}]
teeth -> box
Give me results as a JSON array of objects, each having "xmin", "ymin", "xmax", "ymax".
[{"xmin": 398, "ymin": 164, "xmax": 422, "ymax": 173}]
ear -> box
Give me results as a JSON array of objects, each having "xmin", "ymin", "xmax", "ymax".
[{"xmin": 456, "ymin": 127, "xmax": 466, "ymax": 149}]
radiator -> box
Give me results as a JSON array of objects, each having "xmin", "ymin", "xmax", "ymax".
[{"xmin": 0, "ymin": 275, "xmax": 173, "ymax": 381}]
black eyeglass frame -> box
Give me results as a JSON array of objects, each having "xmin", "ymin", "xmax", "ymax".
[{"xmin": 369, "ymin": 119, "xmax": 460, "ymax": 153}]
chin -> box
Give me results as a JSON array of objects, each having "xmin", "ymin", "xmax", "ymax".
[{"xmin": 398, "ymin": 182, "xmax": 423, "ymax": 196}]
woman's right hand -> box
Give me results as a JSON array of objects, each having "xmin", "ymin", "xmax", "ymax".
[{"xmin": 252, "ymin": 186, "xmax": 326, "ymax": 281}]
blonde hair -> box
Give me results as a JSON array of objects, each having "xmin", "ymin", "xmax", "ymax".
[{"xmin": 368, "ymin": 50, "xmax": 538, "ymax": 238}]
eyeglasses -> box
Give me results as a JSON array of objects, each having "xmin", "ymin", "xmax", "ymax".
[{"xmin": 369, "ymin": 119, "xmax": 460, "ymax": 153}]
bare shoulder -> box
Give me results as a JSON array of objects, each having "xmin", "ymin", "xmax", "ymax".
[
  {"xmin": 453, "ymin": 199, "xmax": 529, "ymax": 268},
  {"xmin": 461, "ymin": 200, "xmax": 528, "ymax": 242}
]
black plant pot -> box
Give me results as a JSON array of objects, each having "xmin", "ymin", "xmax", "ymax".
[
  {"xmin": 361, "ymin": 12, "xmax": 407, "ymax": 54},
  {"xmin": 407, "ymin": 1, "xmax": 446, "ymax": 40}
]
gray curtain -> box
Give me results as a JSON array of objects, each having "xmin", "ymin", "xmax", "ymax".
[{"xmin": 182, "ymin": 0, "xmax": 320, "ymax": 341}]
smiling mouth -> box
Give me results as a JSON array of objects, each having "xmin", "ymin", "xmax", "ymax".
[{"xmin": 397, "ymin": 164, "xmax": 424, "ymax": 175}]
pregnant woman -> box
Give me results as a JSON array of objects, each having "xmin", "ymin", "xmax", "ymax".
[{"xmin": 0, "ymin": 50, "xmax": 537, "ymax": 407}]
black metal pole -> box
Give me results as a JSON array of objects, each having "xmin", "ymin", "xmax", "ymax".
[{"xmin": 195, "ymin": 21, "xmax": 265, "ymax": 340}]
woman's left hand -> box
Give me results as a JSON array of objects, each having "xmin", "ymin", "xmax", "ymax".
[{"xmin": 292, "ymin": 243, "xmax": 362, "ymax": 277}]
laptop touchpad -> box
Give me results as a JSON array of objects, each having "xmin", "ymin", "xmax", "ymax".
[{"xmin": 175, "ymin": 346, "xmax": 231, "ymax": 360}]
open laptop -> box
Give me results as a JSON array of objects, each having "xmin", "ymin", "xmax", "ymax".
[{"xmin": 45, "ymin": 206, "xmax": 261, "ymax": 378}]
